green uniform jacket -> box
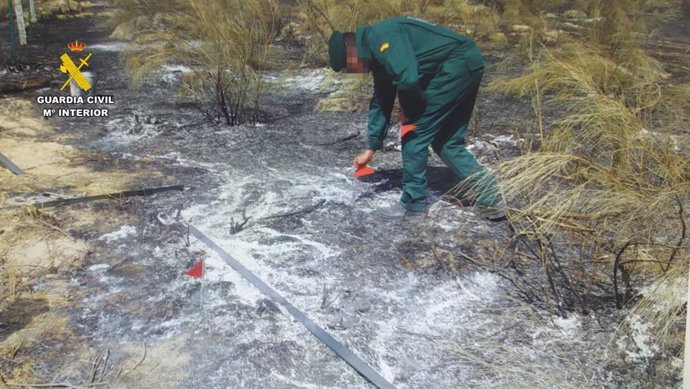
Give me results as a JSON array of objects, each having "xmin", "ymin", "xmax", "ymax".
[{"xmin": 356, "ymin": 17, "xmax": 485, "ymax": 150}]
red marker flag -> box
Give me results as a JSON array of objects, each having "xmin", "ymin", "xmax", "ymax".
[
  {"xmin": 354, "ymin": 162, "xmax": 375, "ymax": 178},
  {"xmin": 184, "ymin": 259, "xmax": 204, "ymax": 278}
]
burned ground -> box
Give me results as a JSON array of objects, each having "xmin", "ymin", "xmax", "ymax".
[{"xmin": 1, "ymin": 6, "xmax": 686, "ymax": 389}]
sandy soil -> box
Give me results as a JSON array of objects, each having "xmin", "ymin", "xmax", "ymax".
[{"xmin": 0, "ymin": 91, "xmax": 170, "ymax": 386}]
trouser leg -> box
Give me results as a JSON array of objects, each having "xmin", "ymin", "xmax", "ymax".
[
  {"xmin": 399, "ymin": 48, "xmax": 500, "ymax": 210},
  {"xmin": 430, "ymin": 68, "xmax": 501, "ymax": 206},
  {"xmin": 400, "ymin": 131, "xmax": 434, "ymax": 212}
]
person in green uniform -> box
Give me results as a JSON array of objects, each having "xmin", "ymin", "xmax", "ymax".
[{"xmin": 328, "ymin": 16, "xmax": 505, "ymax": 221}]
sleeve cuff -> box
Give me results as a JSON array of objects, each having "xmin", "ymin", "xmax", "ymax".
[{"xmin": 366, "ymin": 139, "xmax": 383, "ymax": 150}]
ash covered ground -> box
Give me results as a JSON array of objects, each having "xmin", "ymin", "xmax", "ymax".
[{"xmin": 1, "ymin": 10, "xmax": 669, "ymax": 389}]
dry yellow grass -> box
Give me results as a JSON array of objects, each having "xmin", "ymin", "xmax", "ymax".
[
  {"xmin": 114, "ymin": 0, "xmax": 279, "ymax": 125},
  {"xmin": 0, "ymin": 98, "xmax": 159, "ymax": 199},
  {"xmin": 0, "ymin": 96, "xmax": 165, "ymax": 282},
  {"xmin": 479, "ymin": 4, "xmax": 688, "ymax": 373},
  {"xmin": 0, "ymin": 95, "xmax": 167, "ymax": 384},
  {"xmin": 2, "ymin": 260, "xmax": 19, "ymax": 301}
]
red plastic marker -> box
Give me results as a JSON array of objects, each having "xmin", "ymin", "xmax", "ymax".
[
  {"xmin": 354, "ymin": 161, "xmax": 375, "ymax": 178},
  {"xmin": 184, "ymin": 259, "xmax": 204, "ymax": 278}
]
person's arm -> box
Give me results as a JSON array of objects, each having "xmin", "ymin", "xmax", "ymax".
[
  {"xmin": 365, "ymin": 65, "xmax": 397, "ymax": 150},
  {"xmin": 371, "ymin": 30, "xmax": 425, "ymax": 121}
]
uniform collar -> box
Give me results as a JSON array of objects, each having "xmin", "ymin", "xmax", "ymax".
[{"xmin": 355, "ymin": 25, "xmax": 372, "ymax": 61}]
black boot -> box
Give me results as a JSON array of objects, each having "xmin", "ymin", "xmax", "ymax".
[{"xmin": 476, "ymin": 200, "xmax": 507, "ymax": 222}]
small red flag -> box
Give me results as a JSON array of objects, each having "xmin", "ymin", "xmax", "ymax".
[
  {"xmin": 354, "ymin": 162, "xmax": 375, "ymax": 178},
  {"xmin": 184, "ymin": 259, "xmax": 203, "ymax": 278}
]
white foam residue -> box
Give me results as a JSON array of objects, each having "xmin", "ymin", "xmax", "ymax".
[
  {"xmin": 368, "ymin": 319, "xmax": 399, "ymax": 380},
  {"xmin": 368, "ymin": 192, "xmax": 402, "ymax": 210},
  {"xmin": 159, "ymin": 64, "xmax": 193, "ymax": 83},
  {"xmin": 267, "ymin": 68, "xmax": 329, "ymax": 91},
  {"xmin": 430, "ymin": 205, "xmax": 469, "ymax": 232},
  {"xmin": 493, "ymin": 134, "xmax": 517, "ymax": 145},
  {"xmin": 200, "ymin": 245, "xmax": 265, "ymax": 305},
  {"xmin": 626, "ymin": 314, "xmax": 657, "ymax": 360},
  {"xmin": 205, "ymin": 179, "xmax": 284, "ymax": 219},
  {"xmin": 99, "ymin": 225, "xmax": 137, "ymax": 242},
  {"xmin": 178, "ymin": 187, "xmax": 347, "ymax": 320},
  {"xmin": 246, "ymin": 168, "xmax": 361, "ymax": 209},
  {"xmin": 150, "ymin": 315, "xmax": 194, "ymax": 334},
  {"xmin": 379, "ymin": 358, "xmax": 396, "ymax": 383},
  {"xmin": 181, "ymin": 203, "xmax": 210, "ymax": 225},
  {"xmin": 88, "ymin": 264, "xmax": 110, "ymax": 272},
  {"xmin": 313, "ymin": 176, "xmax": 363, "ymax": 205},
  {"xmin": 553, "ymin": 314, "xmax": 581, "ymax": 337},
  {"xmin": 256, "ymin": 227, "xmax": 340, "ymax": 259},
  {"xmin": 184, "ymin": 223, "xmax": 321, "ymax": 306},
  {"xmin": 258, "ymin": 160, "xmax": 282, "ymax": 175},
  {"xmin": 637, "ymin": 275, "xmax": 687, "ymax": 312},
  {"xmin": 269, "ymin": 371, "xmax": 326, "ymax": 389},
  {"xmin": 161, "ymin": 64, "xmax": 193, "ymax": 73},
  {"xmin": 152, "ymin": 152, "xmax": 222, "ymax": 171},
  {"xmin": 424, "ymin": 273, "xmax": 498, "ymax": 318},
  {"xmin": 367, "ymin": 272, "xmax": 502, "ymax": 365},
  {"xmin": 103, "ymin": 117, "xmax": 162, "ymax": 144},
  {"xmin": 192, "ymin": 161, "xmax": 371, "ymax": 221},
  {"xmin": 88, "ymin": 41, "xmax": 127, "ymax": 52}
]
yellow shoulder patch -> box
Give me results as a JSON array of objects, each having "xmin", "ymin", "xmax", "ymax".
[{"xmin": 379, "ymin": 42, "xmax": 390, "ymax": 53}]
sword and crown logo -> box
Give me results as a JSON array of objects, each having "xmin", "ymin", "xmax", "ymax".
[{"xmin": 59, "ymin": 40, "xmax": 93, "ymax": 92}]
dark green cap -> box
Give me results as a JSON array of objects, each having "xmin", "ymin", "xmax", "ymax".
[{"xmin": 328, "ymin": 31, "xmax": 346, "ymax": 72}]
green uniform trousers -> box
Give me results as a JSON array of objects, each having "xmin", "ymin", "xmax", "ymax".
[{"xmin": 399, "ymin": 49, "xmax": 500, "ymax": 212}]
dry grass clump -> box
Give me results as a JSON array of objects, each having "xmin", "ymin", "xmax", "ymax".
[
  {"xmin": 468, "ymin": 1, "xmax": 688, "ymax": 375},
  {"xmin": 451, "ymin": 342, "xmax": 598, "ymax": 388},
  {"xmin": 424, "ymin": 0, "xmax": 501, "ymax": 40},
  {"xmin": 0, "ymin": 95, "xmax": 153, "ymax": 385},
  {"xmin": 489, "ymin": 0, "xmax": 564, "ymax": 32},
  {"xmin": 0, "ymin": 96, "xmax": 158, "ymax": 297},
  {"xmin": 1, "ymin": 259, "xmax": 20, "ymax": 301},
  {"xmin": 0, "ymin": 302, "xmax": 73, "ymax": 385},
  {"xmin": 589, "ymin": 0, "xmax": 682, "ymax": 46},
  {"xmin": 295, "ymin": 0, "xmax": 430, "ymax": 64},
  {"xmin": 0, "ymin": 97, "xmax": 151, "ymax": 198},
  {"xmin": 114, "ymin": 0, "xmax": 279, "ymax": 125},
  {"xmin": 298, "ymin": 0, "xmax": 423, "ymax": 32}
]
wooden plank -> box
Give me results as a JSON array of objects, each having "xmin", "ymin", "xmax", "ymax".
[
  {"xmin": 0, "ymin": 73, "xmax": 54, "ymax": 93},
  {"xmin": 32, "ymin": 185, "xmax": 185, "ymax": 208},
  {"xmin": 1, "ymin": 185, "xmax": 184, "ymax": 210},
  {"xmin": 0, "ymin": 152, "xmax": 25, "ymax": 175}
]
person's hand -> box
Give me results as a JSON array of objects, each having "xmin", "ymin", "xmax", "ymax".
[{"xmin": 354, "ymin": 149, "xmax": 375, "ymax": 166}]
